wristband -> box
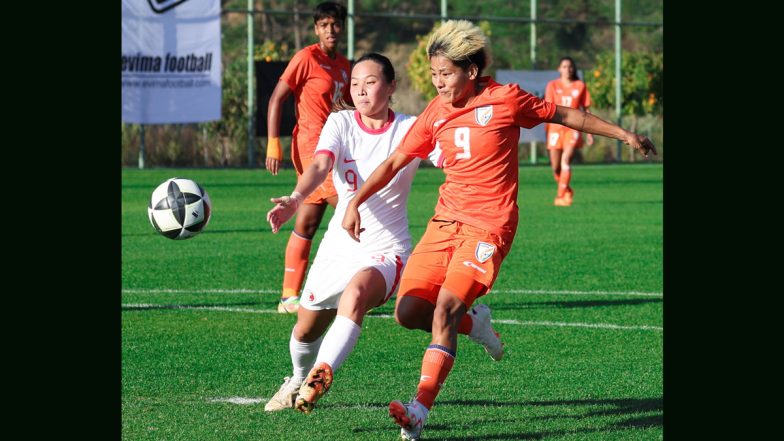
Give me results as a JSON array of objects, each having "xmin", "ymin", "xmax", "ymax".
[{"xmin": 266, "ymin": 137, "xmax": 282, "ymax": 160}]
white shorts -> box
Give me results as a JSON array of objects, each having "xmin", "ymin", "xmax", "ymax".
[{"xmin": 300, "ymin": 251, "xmax": 408, "ymax": 310}]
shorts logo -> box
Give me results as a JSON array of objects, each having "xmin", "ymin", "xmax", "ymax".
[
  {"xmin": 475, "ymin": 105, "xmax": 493, "ymax": 126},
  {"xmin": 463, "ymin": 261, "xmax": 487, "ymax": 274},
  {"xmin": 308, "ymin": 293, "xmax": 315, "ymax": 302},
  {"xmin": 475, "ymin": 241, "xmax": 495, "ymax": 263}
]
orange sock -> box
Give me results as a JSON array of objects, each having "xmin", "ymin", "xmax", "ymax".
[
  {"xmin": 558, "ymin": 169, "xmax": 572, "ymax": 198},
  {"xmin": 413, "ymin": 345, "xmax": 455, "ymax": 410},
  {"xmin": 457, "ymin": 314, "xmax": 473, "ymax": 335},
  {"xmin": 282, "ymin": 232, "xmax": 312, "ymax": 298}
]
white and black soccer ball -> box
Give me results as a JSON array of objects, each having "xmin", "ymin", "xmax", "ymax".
[{"xmin": 148, "ymin": 178, "xmax": 212, "ymax": 240}]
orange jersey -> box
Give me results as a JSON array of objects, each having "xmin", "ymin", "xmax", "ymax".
[
  {"xmin": 280, "ymin": 44, "xmax": 351, "ymax": 159},
  {"xmin": 544, "ymin": 78, "xmax": 591, "ymax": 136},
  {"xmin": 397, "ymin": 77, "xmax": 556, "ymax": 236}
]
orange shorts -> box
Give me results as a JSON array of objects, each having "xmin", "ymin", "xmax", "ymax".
[
  {"xmin": 398, "ymin": 217, "xmax": 515, "ymax": 307},
  {"xmin": 546, "ymin": 125, "xmax": 584, "ymax": 150},
  {"xmin": 291, "ymin": 134, "xmax": 337, "ymax": 204}
]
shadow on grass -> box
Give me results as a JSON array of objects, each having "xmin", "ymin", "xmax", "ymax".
[
  {"xmin": 123, "ymin": 227, "xmax": 276, "ymax": 237},
  {"xmin": 350, "ymin": 397, "xmax": 661, "ymax": 440}
]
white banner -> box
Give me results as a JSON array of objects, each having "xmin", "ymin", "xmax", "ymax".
[
  {"xmin": 122, "ymin": 0, "xmax": 221, "ymax": 124},
  {"xmin": 496, "ymin": 69, "xmax": 582, "ymax": 143}
]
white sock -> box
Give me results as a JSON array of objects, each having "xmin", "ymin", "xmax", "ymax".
[
  {"xmin": 289, "ymin": 330, "xmax": 323, "ymax": 382},
  {"xmin": 315, "ymin": 315, "xmax": 361, "ymax": 372}
]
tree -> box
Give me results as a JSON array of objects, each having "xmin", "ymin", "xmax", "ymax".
[{"xmin": 587, "ymin": 50, "xmax": 662, "ymax": 132}]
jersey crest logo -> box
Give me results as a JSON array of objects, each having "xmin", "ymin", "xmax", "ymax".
[
  {"xmin": 475, "ymin": 105, "xmax": 493, "ymax": 126},
  {"xmin": 341, "ymin": 70, "xmax": 348, "ymax": 82},
  {"xmin": 475, "ymin": 241, "xmax": 495, "ymax": 263},
  {"xmin": 571, "ymin": 89, "xmax": 580, "ymax": 97}
]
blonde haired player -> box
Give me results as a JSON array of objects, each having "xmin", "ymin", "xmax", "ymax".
[
  {"xmin": 342, "ymin": 20, "xmax": 656, "ymax": 440},
  {"xmin": 263, "ymin": 53, "xmax": 445, "ymax": 413}
]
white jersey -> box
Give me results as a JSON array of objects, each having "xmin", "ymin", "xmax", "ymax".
[
  {"xmin": 314, "ymin": 109, "xmax": 437, "ymax": 256},
  {"xmin": 299, "ymin": 109, "xmax": 440, "ymax": 310}
]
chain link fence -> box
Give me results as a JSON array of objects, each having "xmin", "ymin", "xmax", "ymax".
[{"xmin": 121, "ymin": 0, "xmax": 662, "ymax": 168}]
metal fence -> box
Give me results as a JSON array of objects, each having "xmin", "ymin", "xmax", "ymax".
[{"xmin": 121, "ymin": 0, "xmax": 662, "ymax": 168}]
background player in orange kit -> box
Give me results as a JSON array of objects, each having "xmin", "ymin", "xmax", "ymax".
[
  {"xmin": 341, "ymin": 20, "xmax": 656, "ymax": 441},
  {"xmin": 265, "ymin": 2, "xmax": 352, "ymax": 313},
  {"xmin": 544, "ymin": 56, "xmax": 594, "ymax": 206}
]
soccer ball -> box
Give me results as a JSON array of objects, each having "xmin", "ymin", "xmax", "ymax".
[{"xmin": 148, "ymin": 177, "xmax": 212, "ymax": 240}]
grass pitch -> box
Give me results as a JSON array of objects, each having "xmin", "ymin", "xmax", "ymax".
[{"xmin": 122, "ymin": 163, "xmax": 662, "ymax": 440}]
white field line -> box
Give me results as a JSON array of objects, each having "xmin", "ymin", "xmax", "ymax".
[
  {"xmin": 207, "ymin": 397, "xmax": 382, "ymax": 409},
  {"xmin": 493, "ymin": 318, "xmax": 662, "ymax": 332},
  {"xmin": 209, "ymin": 397, "xmax": 266, "ymax": 405},
  {"xmin": 498, "ymin": 289, "xmax": 661, "ymax": 297},
  {"xmin": 122, "ymin": 288, "xmax": 662, "ymax": 298},
  {"xmin": 122, "ymin": 288, "xmax": 279, "ymax": 294},
  {"xmin": 122, "ymin": 304, "xmax": 661, "ymax": 332}
]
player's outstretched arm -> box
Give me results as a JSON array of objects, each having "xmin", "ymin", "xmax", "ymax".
[
  {"xmin": 267, "ymin": 154, "xmax": 333, "ymax": 233},
  {"xmin": 342, "ymin": 150, "xmax": 414, "ymax": 242},
  {"xmin": 551, "ymin": 105, "xmax": 657, "ymax": 157},
  {"xmin": 265, "ymin": 81, "xmax": 293, "ymax": 176}
]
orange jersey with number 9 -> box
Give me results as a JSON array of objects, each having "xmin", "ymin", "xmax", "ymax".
[{"xmin": 396, "ymin": 77, "xmax": 556, "ymax": 236}]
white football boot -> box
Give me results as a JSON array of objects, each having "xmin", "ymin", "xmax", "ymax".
[
  {"xmin": 468, "ymin": 304, "xmax": 504, "ymax": 361},
  {"xmin": 264, "ymin": 376, "xmax": 302, "ymax": 412},
  {"xmin": 277, "ymin": 296, "xmax": 300, "ymax": 314},
  {"xmin": 389, "ymin": 399, "xmax": 429, "ymax": 441}
]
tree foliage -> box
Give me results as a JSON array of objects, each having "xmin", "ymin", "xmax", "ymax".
[
  {"xmin": 587, "ymin": 50, "xmax": 662, "ymax": 116},
  {"xmin": 405, "ymin": 24, "xmax": 438, "ymax": 102},
  {"xmin": 202, "ymin": 57, "xmax": 249, "ymax": 165}
]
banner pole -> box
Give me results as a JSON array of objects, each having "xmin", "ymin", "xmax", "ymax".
[
  {"xmin": 139, "ymin": 125, "xmax": 145, "ymax": 169},
  {"xmin": 247, "ymin": 0, "xmax": 255, "ymax": 167},
  {"xmin": 530, "ymin": 0, "xmax": 537, "ymax": 165},
  {"xmin": 348, "ymin": 0, "xmax": 354, "ymax": 60},
  {"xmin": 615, "ymin": 0, "xmax": 623, "ymax": 162}
]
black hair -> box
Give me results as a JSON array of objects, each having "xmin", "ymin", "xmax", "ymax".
[
  {"xmin": 452, "ymin": 51, "xmax": 489, "ymax": 77},
  {"xmin": 313, "ymin": 2, "xmax": 347, "ymax": 24},
  {"xmin": 354, "ymin": 52, "xmax": 395, "ymax": 83},
  {"xmin": 559, "ymin": 57, "xmax": 580, "ymax": 81}
]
